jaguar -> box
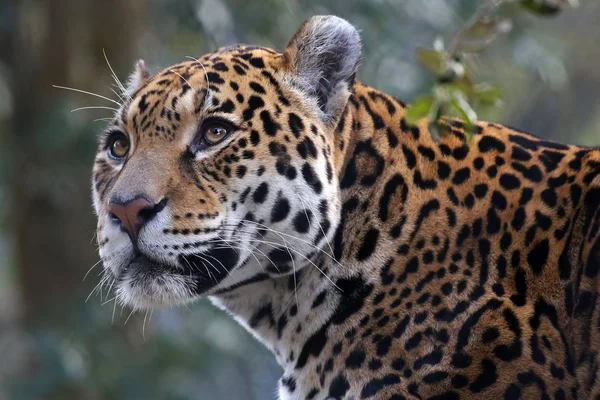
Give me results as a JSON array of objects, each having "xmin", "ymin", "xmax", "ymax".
[{"xmin": 92, "ymin": 15, "xmax": 600, "ymax": 399}]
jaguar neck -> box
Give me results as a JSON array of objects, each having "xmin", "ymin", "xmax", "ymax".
[{"xmin": 209, "ymin": 82, "xmax": 404, "ymax": 379}]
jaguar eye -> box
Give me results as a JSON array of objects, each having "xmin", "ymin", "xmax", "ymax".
[
  {"xmin": 107, "ymin": 133, "xmax": 130, "ymax": 160},
  {"xmin": 203, "ymin": 123, "xmax": 230, "ymax": 145}
]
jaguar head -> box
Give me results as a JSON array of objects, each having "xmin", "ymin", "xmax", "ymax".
[{"xmin": 92, "ymin": 16, "xmax": 361, "ymax": 309}]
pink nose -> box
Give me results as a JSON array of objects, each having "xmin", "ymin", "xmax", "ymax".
[{"xmin": 108, "ymin": 197, "xmax": 164, "ymax": 242}]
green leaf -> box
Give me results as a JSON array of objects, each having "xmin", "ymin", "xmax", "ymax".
[
  {"xmin": 473, "ymin": 83, "xmax": 503, "ymax": 105},
  {"xmin": 416, "ymin": 48, "xmax": 448, "ymax": 75},
  {"xmin": 521, "ymin": 0, "xmax": 564, "ymax": 16},
  {"xmin": 429, "ymin": 122, "xmax": 441, "ymax": 142},
  {"xmin": 459, "ymin": 78, "xmax": 477, "ymax": 101},
  {"xmin": 428, "ymin": 103, "xmax": 447, "ymax": 141},
  {"xmin": 450, "ymin": 97, "xmax": 477, "ymax": 124},
  {"xmin": 455, "ymin": 17, "xmax": 513, "ymax": 53},
  {"xmin": 405, "ymin": 96, "xmax": 434, "ymax": 126},
  {"xmin": 449, "ymin": 93, "xmax": 477, "ymax": 141}
]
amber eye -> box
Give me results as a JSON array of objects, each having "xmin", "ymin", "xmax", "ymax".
[
  {"xmin": 107, "ymin": 134, "xmax": 130, "ymax": 160},
  {"xmin": 203, "ymin": 123, "xmax": 230, "ymax": 145}
]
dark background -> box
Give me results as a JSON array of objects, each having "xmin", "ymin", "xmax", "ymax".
[{"xmin": 0, "ymin": 1, "xmax": 598, "ymax": 399}]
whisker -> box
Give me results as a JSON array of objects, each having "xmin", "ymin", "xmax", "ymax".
[
  {"xmin": 203, "ymin": 251, "xmax": 235, "ymax": 277},
  {"xmin": 101, "ymin": 296, "xmax": 117, "ymax": 306},
  {"xmin": 143, "ymin": 309, "xmax": 149, "ymax": 341},
  {"xmin": 109, "ymin": 87, "xmax": 127, "ymax": 104},
  {"xmin": 185, "ymin": 55, "xmax": 213, "ymax": 108},
  {"xmin": 198, "ymin": 254, "xmax": 220, "ymax": 278},
  {"xmin": 296, "ymin": 192, "xmax": 336, "ymax": 259},
  {"xmin": 103, "ymin": 48, "xmax": 131, "ymax": 102},
  {"xmin": 99, "ymin": 275, "xmax": 109, "ymax": 302},
  {"xmin": 111, "ymin": 296, "xmax": 118, "ymax": 325},
  {"xmin": 271, "ymin": 232, "xmax": 299, "ymax": 305},
  {"xmin": 219, "ymin": 220, "xmax": 344, "ymax": 269},
  {"xmin": 212, "ymin": 244, "xmax": 267, "ymax": 273},
  {"xmin": 194, "ymin": 254, "xmax": 218, "ymax": 280},
  {"xmin": 214, "ymin": 236, "xmax": 275, "ymax": 273},
  {"xmin": 124, "ymin": 308, "xmax": 136, "ymax": 325},
  {"xmin": 261, "ymin": 239, "xmax": 330, "ymax": 289},
  {"xmin": 181, "ymin": 255, "xmax": 196, "ymax": 275},
  {"xmin": 281, "ymin": 263, "xmax": 310, "ymax": 312},
  {"xmin": 71, "ymin": 106, "xmax": 119, "ymax": 113},
  {"xmin": 83, "ymin": 259, "xmax": 103, "ymax": 282},
  {"xmin": 52, "ymin": 85, "xmax": 122, "ymax": 106},
  {"xmin": 216, "ymin": 228, "xmax": 281, "ymax": 272},
  {"xmin": 185, "ymin": 254, "xmax": 215, "ymax": 282},
  {"xmin": 289, "ymin": 241, "xmax": 299, "ymax": 306},
  {"xmin": 224, "ymin": 231, "xmax": 341, "ymax": 291},
  {"xmin": 105, "ymin": 277, "xmax": 116, "ymax": 301},
  {"xmin": 168, "ymin": 69, "xmax": 196, "ymax": 92},
  {"xmin": 86, "ymin": 274, "xmax": 107, "ymax": 303}
]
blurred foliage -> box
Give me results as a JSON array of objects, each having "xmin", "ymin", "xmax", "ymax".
[
  {"xmin": 405, "ymin": 0, "xmax": 577, "ymax": 140},
  {"xmin": 0, "ymin": 1, "xmax": 599, "ymax": 399},
  {"xmin": 4, "ymin": 302, "xmax": 278, "ymax": 400}
]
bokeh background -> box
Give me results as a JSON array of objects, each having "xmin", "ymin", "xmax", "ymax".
[{"xmin": 0, "ymin": 1, "xmax": 599, "ymax": 399}]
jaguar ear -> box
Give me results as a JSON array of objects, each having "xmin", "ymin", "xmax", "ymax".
[
  {"xmin": 125, "ymin": 59, "xmax": 150, "ymax": 97},
  {"xmin": 283, "ymin": 16, "xmax": 361, "ymax": 121}
]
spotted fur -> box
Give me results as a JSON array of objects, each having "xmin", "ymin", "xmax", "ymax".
[{"xmin": 92, "ymin": 16, "xmax": 600, "ymax": 400}]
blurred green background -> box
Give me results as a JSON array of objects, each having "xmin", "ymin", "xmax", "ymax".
[{"xmin": 0, "ymin": 1, "xmax": 598, "ymax": 399}]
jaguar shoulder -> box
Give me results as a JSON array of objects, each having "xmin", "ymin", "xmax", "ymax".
[{"xmin": 92, "ymin": 15, "xmax": 600, "ymax": 400}]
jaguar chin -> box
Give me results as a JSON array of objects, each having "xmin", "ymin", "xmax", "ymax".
[{"xmin": 114, "ymin": 245, "xmax": 242, "ymax": 309}]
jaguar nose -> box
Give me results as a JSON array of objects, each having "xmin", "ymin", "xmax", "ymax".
[{"xmin": 108, "ymin": 197, "xmax": 167, "ymax": 242}]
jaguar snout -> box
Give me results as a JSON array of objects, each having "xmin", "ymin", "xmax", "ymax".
[{"xmin": 108, "ymin": 196, "xmax": 167, "ymax": 244}]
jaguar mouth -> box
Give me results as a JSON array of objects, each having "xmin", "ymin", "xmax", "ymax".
[
  {"xmin": 176, "ymin": 246, "xmax": 240, "ymax": 294},
  {"xmin": 126, "ymin": 253, "xmax": 181, "ymax": 276},
  {"xmin": 117, "ymin": 246, "xmax": 241, "ymax": 304}
]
